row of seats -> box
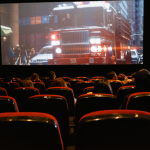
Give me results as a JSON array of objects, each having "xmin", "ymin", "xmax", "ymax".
[{"xmin": 0, "ymin": 110, "xmax": 149, "ymax": 150}]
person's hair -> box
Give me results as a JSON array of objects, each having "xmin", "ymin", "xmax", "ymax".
[
  {"xmin": 31, "ymin": 73, "xmax": 39, "ymax": 80},
  {"xmin": 52, "ymin": 78, "xmax": 67, "ymax": 87},
  {"xmin": 135, "ymin": 69, "xmax": 150, "ymax": 92},
  {"xmin": 131, "ymin": 72, "xmax": 137, "ymax": 78},
  {"xmin": 93, "ymin": 80, "xmax": 113, "ymax": 94},
  {"xmin": 118, "ymin": 73, "xmax": 128, "ymax": 81},
  {"xmin": 22, "ymin": 79, "xmax": 34, "ymax": 87},
  {"xmin": 49, "ymin": 71, "xmax": 56, "ymax": 79},
  {"xmin": 107, "ymin": 71, "xmax": 117, "ymax": 80}
]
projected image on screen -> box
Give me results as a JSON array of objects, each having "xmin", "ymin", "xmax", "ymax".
[{"xmin": 0, "ymin": 1, "xmax": 144, "ymax": 65}]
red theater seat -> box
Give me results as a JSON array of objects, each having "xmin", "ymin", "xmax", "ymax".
[
  {"xmin": 0, "ymin": 112, "xmax": 64, "ymax": 150},
  {"xmin": 66, "ymin": 82, "xmax": 71, "ymax": 88},
  {"xmin": 91, "ymin": 76, "xmax": 105, "ymax": 79},
  {"xmin": 11, "ymin": 87, "xmax": 40, "ymax": 112},
  {"xmin": 116, "ymin": 86, "xmax": 135, "ymax": 107},
  {"xmin": 90, "ymin": 78, "xmax": 103, "ymax": 83},
  {"xmin": 33, "ymin": 82, "xmax": 45, "ymax": 94},
  {"xmin": 59, "ymin": 77, "xmax": 71, "ymax": 82},
  {"xmin": 45, "ymin": 79, "xmax": 55, "ymax": 89},
  {"xmin": 0, "ymin": 96, "xmax": 19, "ymax": 112},
  {"xmin": 109, "ymin": 80, "xmax": 122, "ymax": 96},
  {"xmin": 126, "ymin": 92, "xmax": 150, "ymax": 112},
  {"xmin": 25, "ymin": 95, "xmax": 69, "ymax": 148},
  {"xmin": 76, "ymin": 110, "xmax": 150, "ymax": 150},
  {"xmin": 75, "ymin": 77, "xmax": 89, "ymax": 81},
  {"xmin": 74, "ymin": 81, "xmax": 95, "ymax": 98},
  {"xmin": 0, "ymin": 87, "xmax": 8, "ymax": 96},
  {"xmin": 40, "ymin": 77, "xmax": 50, "ymax": 84},
  {"xmin": 45, "ymin": 87, "xmax": 75, "ymax": 116},
  {"xmin": 31, "ymin": 79, "xmax": 43, "ymax": 83},
  {"xmin": 0, "ymin": 82, "xmax": 19, "ymax": 96},
  {"xmin": 82, "ymin": 86, "xmax": 94, "ymax": 94},
  {"xmin": 75, "ymin": 94, "xmax": 118, "ymax": 126}
]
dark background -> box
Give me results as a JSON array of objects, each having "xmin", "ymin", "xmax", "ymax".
[{"xmin": 0, "ymin": 0, "xmax": 147, "ymax": 78}]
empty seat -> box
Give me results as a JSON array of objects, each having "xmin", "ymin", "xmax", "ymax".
[
  {"xmin": 0, "ymin": 80, "xmax": 3, "ymax": 85},
  {"xmin": 91, "ymin": 76, "xmax": 105, "ymax": 79},
  {"xmin": 40, "ymin": 77, "xmax": 50, "ymax": 84},
  {"xmin": 0, "ymin": 96, "xmax": 19, "ymax": 112},
  {"xmin": 33, "ymin": 82, "xmax": 45, "ymax": 94},
  {"xmin": 75, "ymin": 94, "xmax": 118, "ymax": 126},
  {"xmin": 74, "ymin": 81, "xmax": 95, "ymax": 98},
  {"xmin": 109, "ymin": 81, "xmax": 122, "ymax": 95},
  {"xmin": 0, "ymin": 87, "xmax": 8, "ymax": 96},
  {"xmin": 116, "ymin": 85, "xmax": 135, "ymax": 107},
  {"xmin": 0, "ymin": 82, "xmax": 19, "ymax": 96},
  {"xmin": 126, "ymin": 92, "xmax": 150, "ymax": 112},
  {"xmin": 11, "ymin": 78, "xmax": 21, "ymax": 81},
  {"xmin": 59, "ymin": 77, "xmax": 71, "ymax": 82},
  {"xmin": 0, "ymin": 112, "xmax": 64, "ymax": 150},
  {"xmin": 68, "ymin": 79, "xmax": 84, "ymax": 91},
  {"xmin": 45, "ymin": 87, "xmax": 75, "ymax": 115},
  {"xmin": 76, "ymin": 110, "xmax": 150, "ymax": 150},
  {"xmin": 11, "ymin": 87, "xmax": 40, "ymax": 111},
  {"xmin": 75, "ymin": 77, "xmax": 89, "ymax": 81},
  {"xmin": 45, "ymin": 79, "xmax": 54, "ymax": 89},
  {"xmin": 26, "ymin": 95, "xmax": 69, "ymax": 148},
  {"xmin": 82, "ymin": 86, "xmax": 94, "ymax": 94},
  {"xmin": 66, "ymin": 82, "xmax": 71, "ymax": 88},
  {"xmin": 90, "ymin": 78, "xmax": 103, "ymax": 83}
]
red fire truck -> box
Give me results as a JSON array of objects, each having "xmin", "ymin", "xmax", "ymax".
[{"xmin": 48, "ymin": 1, "xmax": 132, "ymax": 65}]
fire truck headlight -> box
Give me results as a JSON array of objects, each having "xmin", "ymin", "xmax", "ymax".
[
  {"xmin": 51, "ymin": 34, "xmax": 56, "ymax": 40},
  {"xmin": 90, "ymin": 38, "xmax": 96, "ymax": 44},
  {"xmin": 51, "ymin": 41, "xmax": 60, "ymax": 46},
  {"xmin": 96, "ymin": 38, "xmax": 101, "ymax": 44},
  {"xmin": 91, "ymin": 46, "xmax": 97, "ymax": 52},
  {"xmin": 55, "ymin": 48, "xmax": 62, "ymax": 54}
]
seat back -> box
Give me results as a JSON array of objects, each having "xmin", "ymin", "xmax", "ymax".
[
  {"xmin": 125, "ymin": 81, "xmax": 135, "ymax": 86},
  {"xmin": 26, "ymin": 95, "xmax": 69, "ymax": 148},
  {"xmin": 33, "ymin": 82, "xmax": 45, "ymax": 94},
  {"xmin": 76, "ymin": 110, "xmax": 150, "ymax": 150},
  {"xmin": 46, "ymin": 87, "xmax": 75, "ymax": 116},
  {"xmin": 109, "ymin": 81, "xmax": 122, "ymax": 95},
  {"xmin": 11, "ymin": 87, "xmax": 40, "ymax": 111},
  {"xmin": 45, "ymin": 79, "xmax": 55, "ymax": 89},
  {"xmin": 116, "ymin": 86, "xmax": 135, "ymax": 107},
  {"xmin": 40, "ymin": 77, "xmax": 50, "ymax": 84},
  {"xmin": 74, "ymin": 81, "xmax": 95, "ymax": 98},
  {"xmin": 126, "ymin": 92, "xmax": 150, "ymax": 112},
  {"xmin": 0, "ymin": 96, "xmax": 19, "ymax": 112},
  {"xmin": 32, "ymin": 79, "xmax": 43, "ymax": 83},
  {"xmin": 82, "ymin": 86, "xmax": 94, "ymax": 94},
  {"xmin": 90, "ymin": 78, "xmax": 103, "ymax": 83},
  {"xmin": 0, "ymin": 112, "xmax": 64, "ymax": 150},
  {"xmin": 75, "ymin": 77, "xmax": 89, "ymax": 81},
  {"xmin": 59, "ymin": 77, "xmax": 71, "ymax": 82},
  {"xmin": 91, "ymin": 76, "xmax": 105, "ymax": 79},
  {"xmin": 1, "ymin": 82, "xmax": 19, "ymax": 96},
  {"xmin": 68, "ymin": 79, "xmax": 83, "ymax": 92},
  {"xmin": 75, "ymin": 94, "xmax": 118, "ymax": 125},
  {"xmin": 66, "ymin": 82, "xmax": 71, "ymax": 88},
  {"xmin": 0, "ymin": 87, "xmax": 8, "ymax": 96}
]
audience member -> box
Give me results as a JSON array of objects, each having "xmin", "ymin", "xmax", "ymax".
[
  {"xmin": 107, "ymin": 71, "xmax": 117, "ymax": 80},
  {"xmin": 51, "ymin": 78, "xmax": 67, "ymax": 87},
  {"xmin": 120, "ymin": 69, "xmax": 150, "ymax": 108},
  {"xmin": 117, "ymin": 73, "xmax": 132, "ymax": 85},
  {"xmin": 22, "ymin": 79, "xmax": 34, "ymax": 87},
  {"xmin": 31, "ymin": 73, "xmax": 40, "ymax": 81},
  {"xmin": 49, "ymin": 71, "xmax": 56, "ymax": 80},
  {"xmin": 87, "ymin": 80, "xmax": 113, "ymax": 95}
]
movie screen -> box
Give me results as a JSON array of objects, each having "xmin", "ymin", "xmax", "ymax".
[{"xmin": 0, "ymin": 1, "xmax": 144, "ymax": 65}]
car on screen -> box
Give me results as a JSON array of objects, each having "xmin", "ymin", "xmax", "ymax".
[
  {"xmin": 29, "ymin": 46, "xmax": 53, "ymax": 65},
  {"xmin": 131, "ymin": 50, "xmax": 141, "ymax": 64}
]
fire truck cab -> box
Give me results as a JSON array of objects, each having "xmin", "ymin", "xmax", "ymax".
[{"xmin": 47, "ymin": 1, "xmax": 131, "ymax": 65}]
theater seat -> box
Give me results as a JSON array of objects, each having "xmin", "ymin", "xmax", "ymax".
[
  {"xmin": 82, "ymin": 86, "xmax": 94, "ymax": 94},
  {"xmin": 74, "ymin": 81, "xmax": 95, "ymax": 98},
  {"xmin": 116, "ymin": 86, "xmax": 135, "ymax": 108},
  {"xmin": 90, "ymin": 78, "xmax": 103, "ymax": 83},
  {"xmin": 0, "ymin": 82, "xmax": 20, "ymax": 96},
  {"xmin": 109, "ymin": 80, "xmax": 122, "ymax": 95},
  {"xmin": 31, "ymin": 79, "xmax": 43, "ymax": 83},
  {"xmin": 33, "ymin": 82, "xmax": 45, "ymax": 94},
  {"xmin": 0, "ymin": 87, "xmax": 8, "ymax": 96},
  {"xmin": 76, "ymin": 110, "xmax": 150, "ymax": 150},
  {"xmin": 75, "ymin": 94, "xmax": 118, "ymax": 126},
  {"xmin": 45, "ymin": 87, "xmax": 75, "ymax": 116},
  {"xmin": 11, "ymin": 87, "xmax": 40, "ymax": 111},
  {"xmin": 75, "ymin": 77, "xmax": 89, "ymax": 81},
  {"xmin": 25, "ymin": 95, "xmax": 69, "ymax": 148},
  {"xmin": 0, "ymin": 96, "xmax": 19, "ymax": 112},
  {"xmin": 59, "ymin": 77, "xmax": 71, "ymax": 82},
  {"xmin": 66, "ymin": 82, "xmax": 71, "ymax": 88},
  {"xmin": 91, "ymin": 76, "xmax": 105, "ymax": 79},
  {"xmin": 126, "ymin": 92, "xmax": 150, "ymax": 112},
  {"xmin": 0, "ymin": 112, "xmax": 64, "ymax": 150},
  {"xmin": 45, "ymin": 79, "xmax": 54, "ymax": 89},
  {"xmin": 40, "ymin": 77, "xmax": 50, "ymax": 84}
]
